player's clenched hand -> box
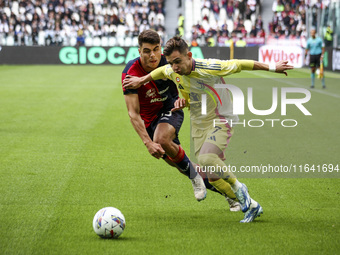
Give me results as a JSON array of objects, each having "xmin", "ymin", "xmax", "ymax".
[
  {"xmin": 123, "ymin": 75, "xmax": 143, "ymax": 89},
  {"xmin": 275, "ymin": 60, "xmax": 294, "ymax": 76},
  {"xmin": 171, "ymin": 98, "xmax": 186, "ymax": 112},
  {"xmin": 145, "ymin": 141, "xmax": 165, "ymax": 159}
]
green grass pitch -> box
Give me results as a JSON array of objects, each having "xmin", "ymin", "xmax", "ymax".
[{"xmin": 0, "ymin": 65, "xmax": 339, "ymax": 255}]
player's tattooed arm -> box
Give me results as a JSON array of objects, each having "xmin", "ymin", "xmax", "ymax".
[{"xmin": 123, "ymin": 73, "xmax": 153, "ymax": 90}]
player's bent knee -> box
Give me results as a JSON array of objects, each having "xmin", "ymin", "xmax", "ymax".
[
  {"xmin": 197, "ymin": 153, "xmax": 219, "ymax": 167},
  {"xmin": 154, "ymin": 136, "xmax": 172, "ymax": 149}
]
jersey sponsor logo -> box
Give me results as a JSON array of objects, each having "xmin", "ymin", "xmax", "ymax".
[
  {"xmin": 176, "ymin": 77, "xmax": 180, "ymax": 82},
  {"xmin": 146, "ymin": 88, "xmax": 157, "ymax": 98},
  {"xmin": 150, "ymin": 96, "xmax": 168, "ymax": 103},
  {"xmin": 158, "ymin": 86, "xmax": 169, "ymax": 95},
  {"xmin": 178, "ymin": 84, "xmax": 184, "ymax": 90}
]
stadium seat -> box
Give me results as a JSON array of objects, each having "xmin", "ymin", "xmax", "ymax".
[
  {"xmin": 111, "ymin": 6, "xmax": 118, "ymax": 15},
  {"xmin": 109, "ymin": 37, "xmax": 117, "ymax": 46},
  {"xmin": 126, "ymin": 13, "xmax": 134, "ymax": 28},
  {"xmin": 103, "ymin": 24, "xmax": 110, "ymax": 35},
  {"xmin": 19, "ymin": 7, "xmax": 25, "ymax": 15},
  {"xmin": 0, "ymin": 36, "xmax": 6, "ymax": 45},
  {"xmin": 109, "ymin": 25, "xmax": 117, "ymax": 35},
  {"xmin": 88, "ymin": 25, "xmax": 94, "ymax": 34},
  {"xmin": 24, "ymin": 35, "xmax": 33, "ymax": 46},
  {"xmin": 3, "ymin": 7, "xmax": 11, "ymax": 17},
  {"xmin": 38, "ymin": 31, "xmax": 45, "ymax": 46},
  {"xmin": 148, "ymin": 12, "xmax": 156, "ymax": 24},
  {"xmin": 85, "ymin": 37, "xmax": 93, "ymax": 46},
  {"xmin": 25, "ymin": 24, "xmax": 32, "ymax": 35},
  {"xmin": 116, "ymin": 25, "xmax": 126, "ymax": 37},
  {"xmin": 101, "ymin": 7, "xmax": 108, "ymax": 16},
  {"xmin": 69, "ymin": 37, "xmax": 77, "ymax": 46},
  {"xmin": 72, "ymin": 12, "xmax": 80, "ymax": 22},
  {"xmin": 6, "ymin": 35, "xmax": 14, "ymax": 46},
  {"xmin": 219, "ymin": 8, "xmax": 227, "ymax": 23},
  {"xmin": 106, "ymin": 7, "xmax": 114, "ymax": 16},
  {"xmin": 117, "ymin": 36, "xmax": 125, "ymax": 46},
  {"xmin": 11, "ymin": 1, "xmax": 19, "ymax": 16},
  {"xmin": 244, "ymin": 20, "xmax": 252, "ymax": 34},
  {"xmin": 92, "ymin": 37, "xmax": 101, "ymax": 46},
  {"xmin": 41, "ymin": 5, "xmax": 48, "ymax": 16},
  {"xmin": 26, "ymin": 13, "xmax": 33, "ymax": 22},
  {"xmin": 101, "ymin": 37, "xmax": 109, "ymax": 47},
  {"xmin": 156, "ymin": 13, "xmax": 165, "ymax": 26},
  {"xmin": 251, "ymin": 14, "xmax": 256, "ymax": 25},
  {"xmin": 201, "ymin": 7, "xmax": 210, "ymax": 19},
  {"xmin": 227, "ymin": 19, "xmax": 234, "ymax": 34},
  {"xmin": 125, "ymin": 37, "xmax": 132, "ymax": 47},
  {"xmin": 35, "ymin": 7, "xmax": 42, "ymax": 16},
  {"xmin": 202, "ymin": 19, "xmax": 210, "ymax": 33},
  {"xmin": 209, "ymin": 12, "xmax": 217, "ymax": 29},
  {"xmin": 233, "ymin": 8, "xmax": 239, "ymax": 21},
  {"xmin": 132, "ymin": 36, "xmax": 139, "ymax": 47},
  {"xmin": 62, "ymin": 38, "xmax": 69, "ymax": 46}
]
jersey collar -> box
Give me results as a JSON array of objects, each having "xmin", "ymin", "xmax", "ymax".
[{"xmin": 192, "ymin": 59, "xmax": 196, "ymax": 71}]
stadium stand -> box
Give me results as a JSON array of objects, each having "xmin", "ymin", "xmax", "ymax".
[
  {"xmin": 266, "ymin": 0, "xmax": 338, "ymax": 47},
  {"xmin": 183, "ymin": 0, "xmax": 263, "ymax": 47},
  {"xmin": 0, "ymin": 0, "xmax": 338, "ymax": 48},
  {"xmin": 0, "ymin": 0, "xmax": 166, "ymax": 46},
  {"xmin": 268, "ymin": 0, "xmax": 308, "ymax": 40}
]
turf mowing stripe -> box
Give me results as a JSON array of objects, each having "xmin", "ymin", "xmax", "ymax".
[
  {"xmin": 294, "ymin": 67, "xmax": 340, "ymax": 78},
  {"xmin": 250, "ymin": 71, "xmax": 340, "ymax": 99}
]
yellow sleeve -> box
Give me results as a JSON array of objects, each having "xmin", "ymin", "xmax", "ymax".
[
  {"xmin": 238, "ymin": 60, "xmax": 254, "ymax": 70},
  {"xmin": 150, "ymin": 65, "xmax": 168, "ymax": 80},
  {"xmin": 218, "ymin": 59, "xmax": 254, "ymax": 76}
]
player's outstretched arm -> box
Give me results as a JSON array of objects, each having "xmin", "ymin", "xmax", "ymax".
[
  {"xmin": 124, "ymin": 94, "xmax": 165, "ymax": 159},
  {"xmin": 253, "ymin": 60, "xmax": 294, "ymax": 76},
  {"xmin": 123, "ymin": 73, "xmax": 153, "ymax": 90}
]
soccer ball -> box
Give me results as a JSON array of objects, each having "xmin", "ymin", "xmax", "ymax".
[{"xmin": 92, "ymin": 207, "xmax": 126, "ymax": 239}]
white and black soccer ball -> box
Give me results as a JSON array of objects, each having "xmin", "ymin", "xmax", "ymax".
[{"xmin": 92, "ymin": 207, "xmax": 126, "ymax": 239}]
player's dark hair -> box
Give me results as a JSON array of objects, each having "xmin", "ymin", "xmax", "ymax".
[
  {"xmin": 138, "ymin": 29, "xmax": 160, "ymax": 47},
  {"xmin": 163, "ymin": 36, "xmax": 189, "ymax": 57}
]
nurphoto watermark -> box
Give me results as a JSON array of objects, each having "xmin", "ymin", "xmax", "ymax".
[{"xmin": 199, "ymin": 84, "xmax": 311, "ymax": 128}]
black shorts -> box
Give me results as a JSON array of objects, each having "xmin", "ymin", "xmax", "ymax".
[
  {"xmin": 146, "ymin": 110, "xmax": 184, "ymax": 145},
  {"xmin": 309, "ymin": 54, "xmax": 321, "ymax": 68}
]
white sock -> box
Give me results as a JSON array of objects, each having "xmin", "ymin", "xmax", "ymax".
[
  {"xmin": 231, "ymin": 180, "xmax": 242, "ymax": 192},
  {"xmin": 250, "ymin": 198, "xmax": 258, "ymax": 208}
]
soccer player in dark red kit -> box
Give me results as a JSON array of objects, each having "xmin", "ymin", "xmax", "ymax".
[{"xmin": 122, "ymin": 30, "xmax": 240, "ymax": 210}]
